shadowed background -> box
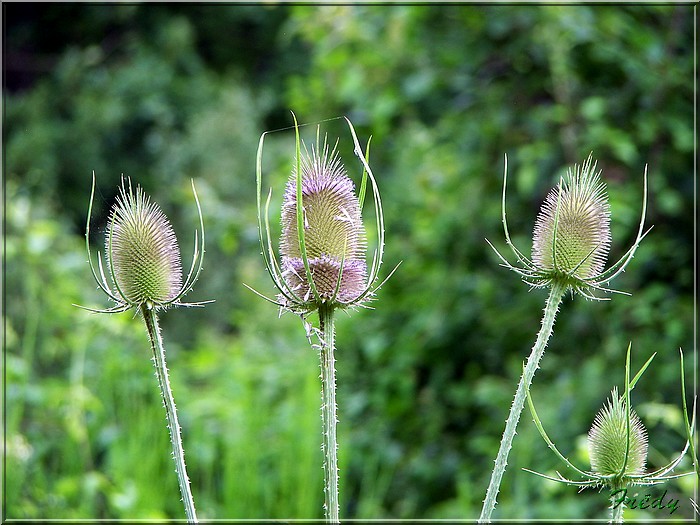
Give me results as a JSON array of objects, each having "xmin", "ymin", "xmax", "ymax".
[{"xmin": 4, "ymin": 4, "xmax": 696, "ymax": 520}]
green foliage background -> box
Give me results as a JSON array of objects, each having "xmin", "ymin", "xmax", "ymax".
[{"xmin": 4, "ymin": 4, "xmax": 696, "ymax": 520}]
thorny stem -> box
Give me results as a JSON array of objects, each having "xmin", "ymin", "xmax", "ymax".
[
  {"xmin": 610, "ymin": 490, "xmax": 625, "ymax": 523},
  {"xmin": 479, "ymin": 283, "xmax": 566, "ymax": 523},
  {"xmin": 141, "ymin": 303, "xmax": 198, "ymax": 523},
  {"xmin": 319, "ymin": 302, "xmax": 340, "ymax": 523}
]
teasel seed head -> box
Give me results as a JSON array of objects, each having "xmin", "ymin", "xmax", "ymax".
[
  {"xmin": 75, "ymin": 172, "xmax": 211, "ymax": 314},
  {"xmin": 279, "ymin": 140, "xmax": 368, "ymax": 306},
  {"xmin": 249, "ymin": 113, "xmax": 398, "ymax": 316},
  {"xmin": 588, "ymin": 387, "xmax": 648, "ymax": 480},
  {"xmin": 108, "ymin": 178, "xmax": 183, "ymax": 306},
  {"xmin": 487, "ymin": 152, "xmax": 650, "ymax": 300},
  {"xmin": 532, "ymin": 154, "xmax": 611, "ymax": 281}
]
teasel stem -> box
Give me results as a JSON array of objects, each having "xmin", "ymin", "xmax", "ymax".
[
  {"xmin": 141, "ymin": 302, "xmax": 198, "ymax": 523},
  {"xmin": 610, "ymin": 492, "xmax": 625, "ymax": 523},
  {"xmin": 318, "ymin": 302, "xmax": 339, "ymax": 523},
  {"xmin": 479, "ymin": 282, "xmax": 566, "ymax": 523}
]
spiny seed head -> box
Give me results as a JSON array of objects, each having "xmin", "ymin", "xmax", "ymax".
[
  {"xmin": 588, "ymin": 388, "xmax": 648, "ymax": 478},
  {"xmin": 532, "ymin": 154, "xmax": 611, "ymax": 281},
  {"xmin": 281, "ymin": 142, "xmax": 367, "ymax": 260},
  {"xmin": 279, "ymin": 140, "xmax": 368, "ymax": 306},
  {"xmin": 108, "ymin": 178, "xmax": 183, "ymax": 306}
]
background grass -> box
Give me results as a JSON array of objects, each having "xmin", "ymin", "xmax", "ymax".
[{"xmin": 4, "ymin": 3, "xmax": 696, "ymax": 520}]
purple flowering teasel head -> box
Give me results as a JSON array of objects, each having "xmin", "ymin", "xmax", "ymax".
[
  {"xmin": 248, "ymin": 113, "xmax": 396, "ymax": 315},
  {"xmin": 279, "ymin": 137, "xmax": 368, "ymax": 306},
  {"xmin": 75, "ymin": 174, "xmax": 211, "ymax": 314},
  {"xmin": 487, "ymin": 153, "xmax": 651, "ymax": 300}
]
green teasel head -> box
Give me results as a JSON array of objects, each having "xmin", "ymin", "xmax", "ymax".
[
  {"xmin": 588, "ymin": 387, "xmax": 648, "ymax": 481},
  {"xmin": 487, "ymin": 152, "xmax": 651, "ymax": 300},
  {"xmin": 249, "ymin": 113, "xmax": 398, "ymax": 315},
  {"xmin": 524, "ymin": 343, "xmax": 696, "ymax": 492},
  {"xmin": 107, "ymin": 178, "xmax": 183, "ymax": 305},
  {"xmin": 532, "ymin": 154, "xmax": 611, "ymax": 282},
  {"xmin": 75, "ymin": 173, "xmax": 211, "ymax": 314}
]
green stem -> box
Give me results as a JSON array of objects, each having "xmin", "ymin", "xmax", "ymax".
[
  {"xmin": 479, "ymin": 283, "xmax": 566, "ymax": 523},
  {"xmin": 141, "ymin": 303, "xmax": 198, "ymax": 523},
  {"xmin": 319, "ymin": 303, "xmax": 339, "ymax": 523},
  {"xmin": 610, "ymin": 488, "xmax": 625, "ymax": 523}
]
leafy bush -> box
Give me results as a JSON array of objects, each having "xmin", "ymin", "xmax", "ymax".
[{"xmin": 5, "ymin": 4, "xmax": 695, "ymax": 520}]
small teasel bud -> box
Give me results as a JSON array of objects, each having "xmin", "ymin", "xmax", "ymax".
[
  {"xmin": 532, "ymin": 153, "xmax": 611, "ymax": 281},
  {"xmin": 279, "ymin": 139, "xmax": 368, "ymax": 306},
  {"xmin": 108, "ymin": 177, "xmax": 183, "ymax": 307},
  {"xmin": 588, "ymin": 387, "xmax": 648, "ymax": 478}
]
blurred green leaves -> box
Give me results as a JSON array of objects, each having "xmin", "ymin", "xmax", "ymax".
[{"xmin": 4, "ymin": 3, "xmax": 695, "ymax": 520}]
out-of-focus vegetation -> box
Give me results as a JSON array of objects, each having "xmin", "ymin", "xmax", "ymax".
[{"xmin": 4, "ymin": 4, "xmax": 695, "ymax": 520}]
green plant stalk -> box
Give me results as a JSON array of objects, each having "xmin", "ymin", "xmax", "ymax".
[
  {"xmin": 608, "ymin": 391, "xmax": 628, "ymax": 525},
  {"xmin": 141, "ymin": 302, "xmax": 198, "ymax": 523},
  {"xmin": 610, "ymin": 490, "xmax": 625, "ymax": 523},
  {"xmin": 479, "ymin": 282, "xmax": 566, "ymax": 522},
  {"xmin": 319, "ymin": 302, "xmax": 340, "ymax": 523}
]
